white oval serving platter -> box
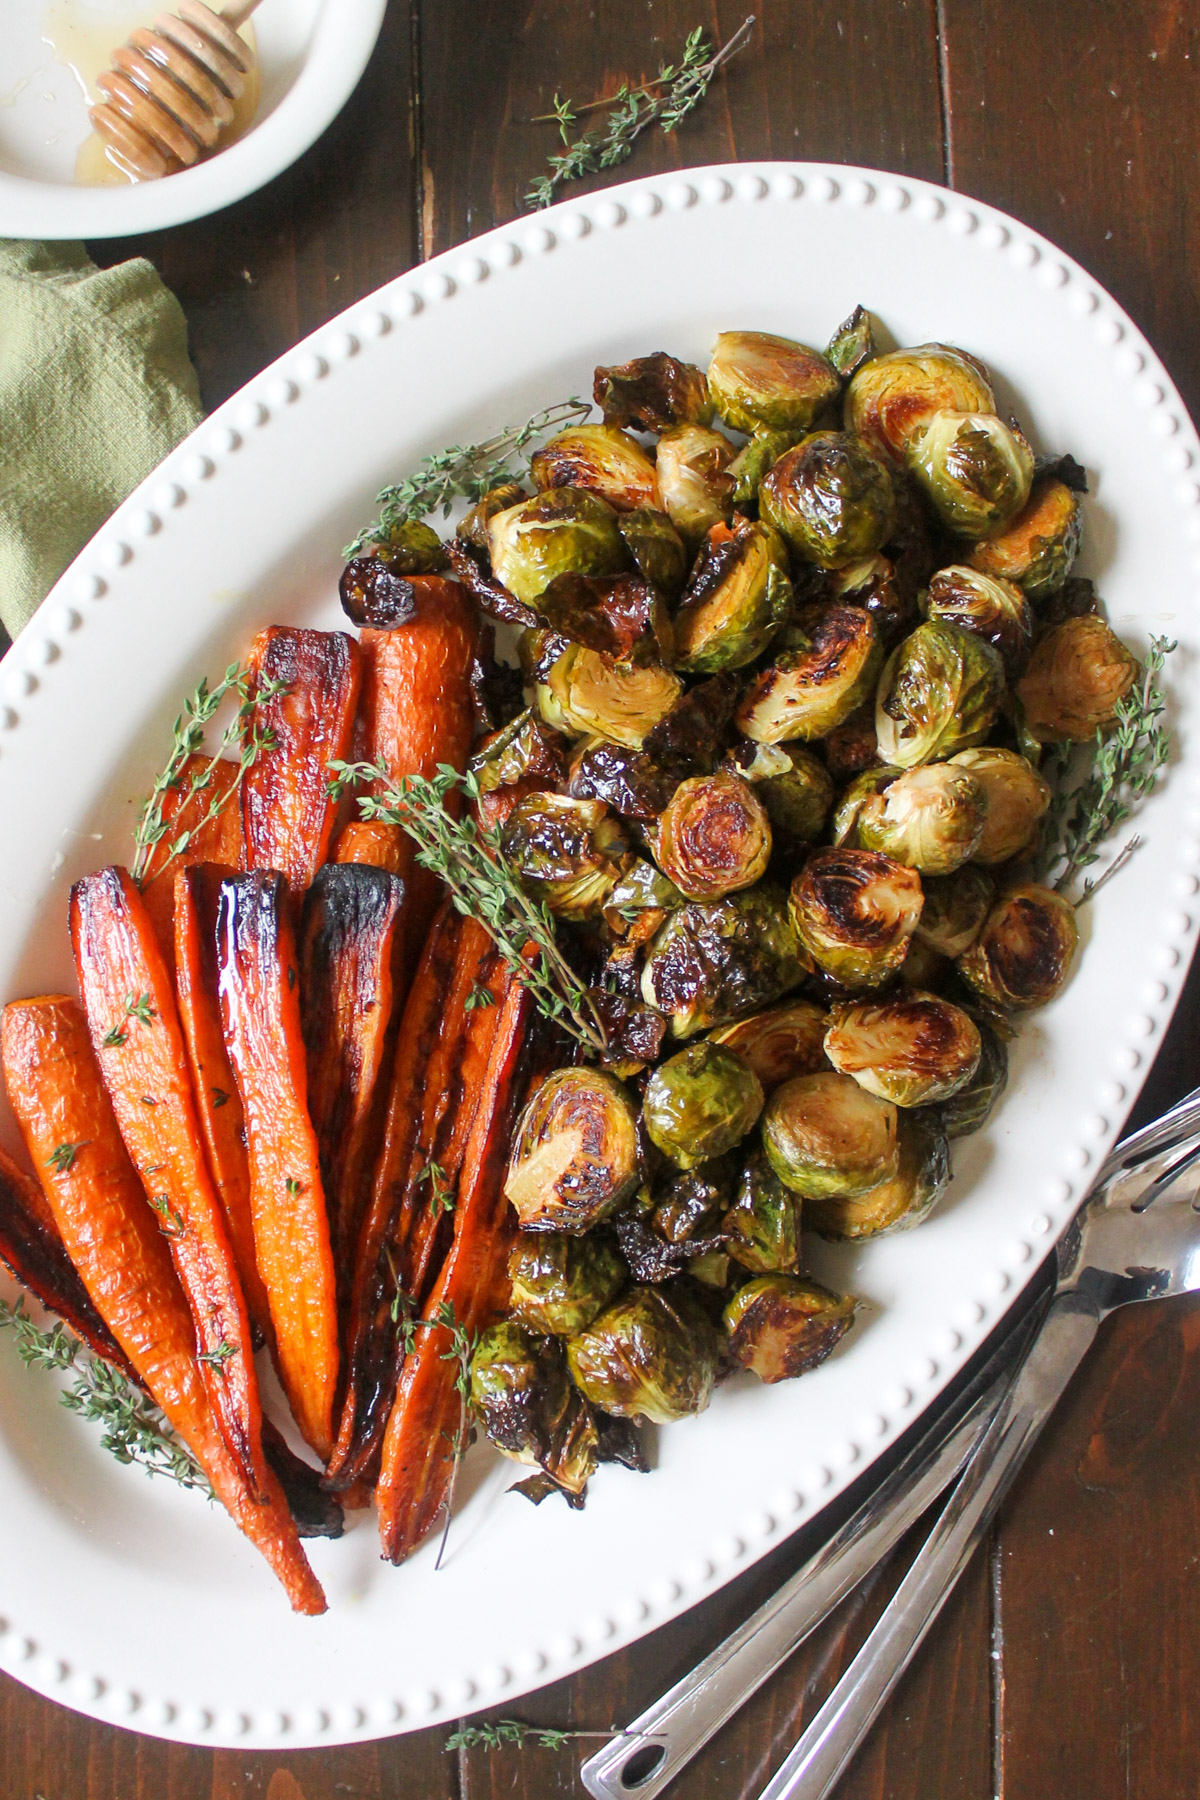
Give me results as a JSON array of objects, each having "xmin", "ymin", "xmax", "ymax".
[{"xmin": 0, "ymin": 162, "xmax": 1197, "ymax": 1749}]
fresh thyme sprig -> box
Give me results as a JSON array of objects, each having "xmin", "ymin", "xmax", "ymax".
[
  {"xmin": 524, "ymin": 18, "xmax": 755, "ymax": 210},
  {"xmin": 393, "ymin": 1297, "xmax": 477, "ymax": 1570},
  {"xmin": 0, "ymin": 1297, "xmax": 208, "ymax": 1492},
  {"xmin": 416, "ymin": 1160, "xmax": 456, "ymax": 1219},
  {"xmin": 329, "ymin": 761, "xmax": 608, "ymax": 1055},
  {"xmin": 445, "ymin": 1719, "xmax": 664, "ymax": 1754},
  {"xmin": 343, "ymin": 400, "xmax": 591, "ymax": 558}
]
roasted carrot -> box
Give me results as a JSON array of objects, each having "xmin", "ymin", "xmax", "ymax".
[
  {"xmin": 331, "ymin": 819, "xmax": 411, "ymax": 879},
  {"xmin": 241, "ymin": 627, "xmax": 361, "ymax": 892},
  {"xmin": 139, "ymin": 755, "xmax": 245, "ymax": 973},
  {"xmin": 174, "ymin": 863, "xmax": 273, "ymax": 1345},
  {"xmin": 376, "ymin": 969, "xmax": 536, "ymax": 1562},
  {"xmin": 216, "ymin": 870, "xmax": 340, "ymax": 1461},
  {"xmin": 1, "ymin": 997, "xmax": 324, "ymax": 1614},
  {"xmin": 70, "ymin": 867, "xmax": 266, "ymax": 1498}
]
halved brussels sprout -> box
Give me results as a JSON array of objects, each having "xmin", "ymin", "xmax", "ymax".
[
  {"xmin": 825, "ymin": 305, "xmax": 877, "ymax": 380},
  {"xmin": 729, "ymin": 429, "xmax": 796, "ymax": 506},
  {"xmin": 906, "ymin": 411, "xmax": 1034, "ymax": 539},
  {"xmin": 505, "ymin": 1067, "xmax": 641, "ymax": 1232},
  {"xmin": 939, "ymin": 1015, "xmax": 1008, "ymax": 1138},
  {"xmin": 968, "ymin": 475, "xmax": 1082, "ymax": 600},
  {"xmin": 488, "ymin": 488, "xmax": 629, "ymax": 605},
  {"xmin": 839, "ymin": 763, "xmax": 988, "ymax": 876},
  {"xmin": 650, "ymin": 772, "xmax": 773, "ymax": 901},
  {"xmin": 641, "ymin": 884, "xmax": 809, "ymax": 1037},
  {"xmin": 709, "ymin": 998, "xmax": 829, "ymax": 1091},
  {"xmin": 470, "ymin": 1321, "xmax": 598, "ymax": 1495},
  {"xmin": 827, "ymin": 552, "xmax": 917, "ymax": 651},
  {"xmin": 723, "ymin": 1150, "xmax": 801, "ymax": 1272},
  {"xmin": 537, "ymin": 645, "xmax": 683, "ymax": 748},
  {"xmin": 760, "ymin": 433, "xmax": 896, "ymax": 568},
  {"xmin": 567, "ymin": 1285, "xmax": 722, "ymax": 1422},
  {"xmin": 501, "ymin": 792, "xmax": 630, "ymax": 918},
  {"xmin": 914, "ymin": 866, "xmax": 995, "ymax": 958},
  {"xmin": 651, "ymin": 1153, "xmax": 738, "ymax": 1244},
  {"xmin": 568, "ymin": 739, "xmax": 693, "ymax": 822},
  {"xmin": 673, "ymin": 518, "xmax": 793, "ymax": 674},
  {"xmin": 531, "ymin": 424, "xmax": 660, "ymax": 513},
  {"xmin": 949, "ymin": 747, "xmax": 1051, "ymax": 864},
  {"xmin": 604, "ymin": 858, "xmax": 687, "ymax": 933},
  {"xmin": 643, "ymin": 1041, "xmax": 765, "ymax": 1169},
  {"xmin": 594, "ymin": 351, "xmax": 714, "ymax": 432},
  {"xmin": 762, "ymin": 1069, "xmax": 899, "ymax": 1199},
  {"xmin": 470, "ymin": 708, "xmax": 568, "ymax": 795},
  {"xmin": 708, "ymin": 330, "xmax": 840, "ymax": 435},
  {"xmin": 365, "ymin": 517, "xmax": 448, "ymax": 571},
  {"xmin": 789, "ymin": 847, "xmax": 924, "ymax": 988},
  {"xmin": 824, "ymin": 991, "xmax": 981, "ymax": 1106},
  {"xmin": 723, "ymin": 1275, "xmax": 857, "ymax": 1382},
  {"xmin": 458, "ymin": 481, "xmax": 529, "ymax": 552},
  {"xmin": 617, "ymin": 506, "xmax": 689, "ymax": 600},
  {"xmin": 875, "ymin": 622, "xmax": 1006, "ymax": 769},
  {"xmin": 737, "ymin": 605, "xmax": 883, "ymax": 744},
  {"xmin": 922, "ymin": 565, "xmax": 1033, "ymax": 680},
  {"xmin": 845, "ymin": 344, "xmax": 996, "ymax": 465},
  {"xmin": 724, "ymin": 740, "xmax": 835, "ymax": 845},
  {"xmin": 957, "ymin": 882, "xmax": 1079, "ymax": 1011},
  {"xmin": 508, "ymin": 1233, "xmax": 627, "ymax": 1338},
  {"xmin": 538, "ymin": 571, "xmax": 674, "ymax": 667},
  {"xmin": 807, "ymin": 1108, "xmax": 949, "ymax": 1238},
  {"xmin": 655, "ymin": 423, "xmax": 736, "ymax": 543},
  {"xmin": 1015, "ymin": 616, "xmax": 1139, "ymax": 743}
]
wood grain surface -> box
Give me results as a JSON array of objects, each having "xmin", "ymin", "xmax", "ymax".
[{"xmin": 4, "ymin": 1, "xmax": 1200, "ymax": 1794}]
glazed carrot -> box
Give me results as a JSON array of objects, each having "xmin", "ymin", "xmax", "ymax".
[
  {"xmin": 70, "ymin": 867, "xmax": 265, "ymax": 1498},
  {"xmin": 376, "ymin": 969, "xmax": 535, "ymax": 1562},
  {"xmin": 174, "ymin": 864, "xmax": 273, "ymax": 1345},
  {"xmin": 0, "ymin": 997, "xmax": 324, "ymax": 1614},
  {"xmin": 241, "ymin": 627, "xmax": 361, "ymax": 892},
  {"xmin": 139, "ymin": 755, "xmax": 245, "ymax": 974},
  {"xmin": 216, "ymin": 870, "xmax": 340, "ymax": 1460},
  {"xmin": 331, "ymin": 819, "xmax": 411, "ymax": 879}
]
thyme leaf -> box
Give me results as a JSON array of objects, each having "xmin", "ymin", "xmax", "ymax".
[
  {"xmin": 394, "ymin": 1298, "xmax": 477, "ymax": 1570},
  {"xmin": 444, "ymin": 1719, "xmax": 664, "ymax": 1753},
  {"xmin": 46, "ymin": 1141, "xmax": 87, "ymax": 1174}
]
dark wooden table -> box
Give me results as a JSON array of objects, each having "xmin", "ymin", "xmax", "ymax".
[{"xmin": 4, "ymin": 3, "xmax": 1200, "ymax": 1795}]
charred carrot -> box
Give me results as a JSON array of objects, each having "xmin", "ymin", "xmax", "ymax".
[
  {"xmin": 139, "ymin": 755, "xmax": 245, "ymax": 974},
  {"xmin": 70, "ymin": 867, "xmax": 266, "ymax": 1498},
  {"xmin": 1, "ymin": 997, "xmax": 324, "ymax": 1614},
  {"xmin": 216, "ymin": 870, "xmax": 340, "ymax": 1461},
  {"xmin": 331, "ymin": 819, "xmax": 411, "ymax": 879},
  {"xmin": 241, "ymin": 628, "xmax": 360, "ymax": 892},
  {"xmin": 174, "ymin": 864, "xmax": 273, "ymax": 1345}
]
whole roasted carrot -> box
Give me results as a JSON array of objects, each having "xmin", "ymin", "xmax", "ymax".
[
  {"xmin": 241, "ymin": 627, "xmax": 361, "ymax": 892},
  {"xmin": 70, "ymin": 867, "xmax": 266, "ymax": 1499},
  {"xmin": 139, "ymin": 753, "xmax": 245, "ymax": 973},
  {"xmin": 1, "ymin": 997, "xmax": 325, "ymax": 1614},
  {"xmin": 216, "ymin": 870, "xmax": 340, "ymax": 1461}
]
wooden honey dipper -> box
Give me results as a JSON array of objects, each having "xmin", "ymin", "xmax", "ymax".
[{"xmin": 91, "ymin": 0, "xmax": 261, "ymax": 181}]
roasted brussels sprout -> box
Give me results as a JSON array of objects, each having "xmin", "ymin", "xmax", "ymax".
[
  {"xmin": 488, "ymin": 488, "xmax": 628, "ymax": 606},
  {"xmin": 617, "ymin": 506, "xmax": 689, "ymax": 600},
  {"xmin": 957, "ymin": 883, "xmax": 1079, "ymax": 1012},
  {"xmin": 673, "ymin": 518, "xmax": 793, "ymax": 674},
  {"xmin": 807, "ymin": 1108, "xmax": 949, "ymax": 1237},
  {"xmin": 707, "ymin": 330, "xmax": 840, "ymax": 435},
  {"xmin": 724, "ymin": 740, "xmax": 835, "ymax": 845},
  {"xmin": 845, "ymin": 344, "xmax": 996, "ymax": 465},
  {"xmin": 789, "ymin": 847, "xmax": 924, "ymax": 988},
  {"xmin": 501, "ymin": 792, "xmax": 630, "ymax": 918},
  {"xmin": 762, "ymin": 1069, "xmax": 899, "ymax": 1199},
  {"xmin": 906, "ymin": 411, "xmax": 1034, "ymax": 540},
  {"xmin": 537, "ymin": 645, "xmax": 683, "ymax": 748},
  {"xmin": 508, "ymin": 1233, "xmax": 627, "ymax": 1338},
  {"xmin": 650, "ymin": 772, "xmax": 773, "ymax": 901},
  {"xmin": 531, "ymin": 424, "xmax": 660, "ymax": 513},
  {"xmin": 645, "ymin": 670, "xmax": 741, "ymax": 768},
  {"xmin": 568, "ymin": 739, "xmax": 693, "ymax": 822},
  {"xmin": 363, "ymin": 516, "xmax": 448, "ymax": 570},
  {"xmin": 723, "ymin": 1150, "xmax": 800, "ymax": 1272},
  {"xmin": 505, "ymin": 1067, "xmax": 641, "ymax": 1232},
  {"xmin": 825, "ymin": 304, "xmax": 877, "ymax": 380},
  {"xmin": 838, "ymin": 762, "xmax": 988, "ymax": 876},
  {"xmin": 968, "ymin": 475, "xmax": 1083, "ymax": 600},
  {"xmin": 922, "ymin": 565, "xmax": 1033, "ymax": 680},
  {"xmin": 538, "ymin": 571, "xmax": 674, "ymax": 667},
  {"xmin": 723, "ymin": 1275, "xmax": 857, "ymax": 1382},
  {"xmin": 567, "ymin": 1285, "xmax": 722, "ymax": 1423},
  {"xmin": 827, "ymin": 552, "xmax": 918, "ymax": 651},
  {"xmin": 729, "ymin": 429, "xmax": 795, "ymax": 506},
  {"xmin": 874, "ymin": 622, "xmax": 1006, "ymax": 768},
  {"xmin": 643, "ymin": 1040, "xmax": 764, "ymax": 1169},
  {"xmin": 760, "ymin": 433, "xmax": 896, "ymax": 568},
  {"xmin": 949, "ymin": 747, "xmax": 1051, "ymax": 864},
  {"xmin": 604, "ymin": 858, "xmax": 687, "ymax": 935},
  {"xmin": 824, "ymin": 991, "xmax": 982, "ymax": 1106},
  {"xmin": 594, "ymin": 351, "xmax": 714, "ymax": 432},
  {"xmin": 1015, "ymin": 616, "xmax": 1139, "ymax": 743},
  {"xmin": 737, "ymin": 605, "xmax": 883, "ymax": 744},
  {"xmin": 914, "ymin": 866, "xmax": 995, "ymax": 958},
  {"xmin": 469, "ymin": 708, "xmax": 568, "ymax": 795},
  {"xmin": 641, "ymin": 884, "xmax": 809, "ymax": 1037},
  {"xmin": 939, "ymin": 1015, "xmax": 1008, "ymax": 1138},
  {"xmin": 651, "ymin": 1153, "xmax": 738, "ymax": 1243},
  {"xmin": 470, "ymin": 1322, "xmax": 598, "ymax": 1496},
  {"xmin": 458, "ymin": 481, "xmax": 528, "ymax": 552},
  {"xmin": 709, "ymin": 997, "xmax": 829, "ymax": 1090},
  {"xmin": 655, "ymin": 423, "xmax": 736, "ymax": 543}
]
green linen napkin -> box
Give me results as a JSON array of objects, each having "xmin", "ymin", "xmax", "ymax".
[{"xmin": 0, "ymin": 239, "xmax": 203, "ymax": 642}]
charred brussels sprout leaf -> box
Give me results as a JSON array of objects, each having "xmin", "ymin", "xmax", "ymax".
[
  {"xmin": 469, "ymin": 709, "xmax": 568, "ymax": 795},
  {"xmin": 617, "ymin": 506, "xmax": 689, "ymax": 601},
  {"xmin": 737, "ymin": 604, "xmax": 883, "ymax": 744},
  {"xmin": 508, "ymin": 1233, "xmax": 627, "ymax": 1337},
  {"xmin": 568, "ymin": 740, "xmax": 694, "ymax": 822},
  {"xmin": 655, "ymin": 423, "xmax": 737, "ymax": 544},
  {"xmin": 875, "ymin": 621, "xmax": 1006, "ymax": 768},
  {"xmin": 505, "ymin": 1067, "xmax": 641, "ymax": 1232},
  {"xmin": 538, "ymin": 571, "xmax": 674, "ymax": 667},
  {"xmin": 922, "ymin": 565, "xmax": 1034, "ymax": 681},
  {"xmin": 723, "ymin": 1275, "xmax": 857, "ymax": 1382},
  {"xmin": 939, "ymin": 1015, "xmax": 1008, "ymax": 1138},
  {"xmin": 613, "ymin": 1209, "xmax": 728, "ymax": 1283},
  {"xmin": 447, "ymin": 535, "xmax": 543, "ymax": 629},
  {"xmin": 651, "ymin": 772, "xmax": 773, "ymax": 901},
  {"xmin": 501, "ymin": 792, "xmax": 630, "ymax": 918},
  {"xmin": 969, "ymin": 475, "xmax": 1083, "ymax": 600},
  {"xmin": 824, "ymin": 991, "xmax": 982, "ymax": 1107},
  {"xmin": 587, "ymin": 986, "xmax": 670, "ymax": 1068},
  {"xmin": 643, "ymin": 1041, "xmax": 765, "ymax": 1169},
  {"xmin": 729, "ymin": 430, "xmax": 796, "ymax": 507},
  {"xmin": 605, "ymin": 856, "xmax": 687, "ymax": 918},
  {"xmin": 1015, "ymin": 616, "xmax": 1138, "ymax": 743},
  {"xmin": 841, "ymin": 763, "xmax": 989, "ymax": 876},
  {"xmin": 825, "ymin": 305, "xmax": 878, "ymax": 380},
  {"xmin": 828, "ymin": 552, "xmax": 918, "ymax": 651},
  {"xmin": 957, "ymin": 882, "xmax": 1079, "ymax": 1012},
  {"xmin": 651, "ymin": 1154, "xmax": 739, "ymax": 1243},
  {"xmin": 845, "ymin": 343, "xmax": 996, "ymax": 466},
  {"xmin": 915, "ymin": 866, "xmax": 995, "ymax": 958},
  {"xmin": 949, "ymin": 747, "xmax": 1051, "ymax": 864},
  {"xmin": 488, "ymin": 487, "xmax": 629, "ymax": 606},
  {"xmin": 537, "ymin": 644, "xmax": 683, "ymax": 748},
  {"xmin": 673, "ymin": 518, "xmax": 793, "ymax": 674},
  {"xmin": 531, "ymin": 424, "xmax": 660, "ymax": 513},
  {"xmin": 760, "ymin": 432, "xmax": 896, "ymax": 569},
  {"xmin": 762, "ymin": 1069, "xmax": 899, "ymax": 1199},
  {"xmin": 641, "ymin": 885, "xmax": 808, "ymax": 1038},
  {"xmin": 723, "ymin": 1150, "xmax": 800, "ymax": 1272},
  {"xmin": 789, "ymin": 847, "xmax": 924, "ymax": 988},
  {"xmin": 709, "ymin": 997, "xmax": 830, "ymax": 1091},
  {"xmin": 724, "ymin": 740, "xmax": 835, "ymax": 846},
  {"xmin": 708, "ymin": 331, "xmax": 840, "ymax": 436},
  {"xmin": 807, "ymin": 1108, "xmax": 949, "ymax": 1238},
  {"xmin": 339, "ymin": 556, "xmax": 423, "ymax": 629},
  {"xmin": 567, "ymin": 1285, "xmax": 722, "ymax": 1423},
  {"xmin": 594, "ymin": 352, "xmax": 714, "ymax": 432},
  {"xmin": 906, "ymin": 411, "xmax": 1034, "ymax": 540},
  {"xmin": 822, "ymin": 701, "xmax": 881, "ymax": 784},
  {"xmin": 470, "ymin": 1322, "xmax": 598, "ymax": 1496},
  {"xmin": 645, "ymin": 671, "xmax": 742, "ymax": 767}
]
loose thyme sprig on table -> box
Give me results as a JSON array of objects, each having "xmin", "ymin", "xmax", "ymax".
[
  {"xmin": 524, "ymin": 17, "xmax": 756, "ymax": 211},
  {"xmin": 329, "ymin": 761, "xmax": 609, "ymax": 1055},
  {"xmin": 445, "ymin": 1718, "xmax": 664, "ymax": 1754},
  {"xmin": 342, "ymin": 400, "xmax": 591, "ymax": 559}
]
